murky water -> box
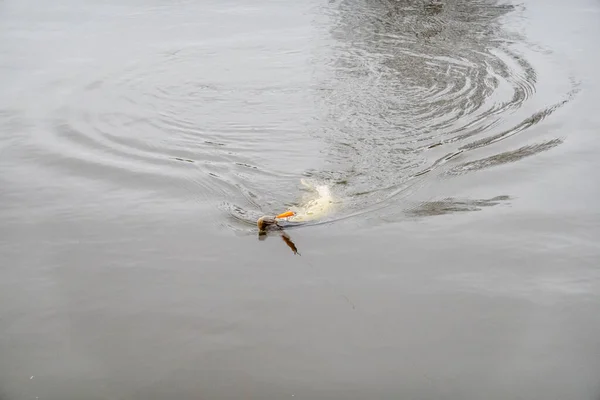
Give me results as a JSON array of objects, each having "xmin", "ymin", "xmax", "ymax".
[{"xmin": 1, "ymin": 0, "xmax": 599, "ymax": 398}]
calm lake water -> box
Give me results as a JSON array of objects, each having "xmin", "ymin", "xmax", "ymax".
[{"xmin": 1, "ymin": 0, "xmax": 599, "ymax": 398}]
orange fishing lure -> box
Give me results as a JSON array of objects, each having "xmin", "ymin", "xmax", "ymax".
[{"xmin": 275, "ymin": 211, "xmax": 295, "ymax": 219}]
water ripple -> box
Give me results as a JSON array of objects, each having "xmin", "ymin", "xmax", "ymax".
[
  {"xmin": 14, "ymin": 0, "xmax": 580, "ymax": 231},
  {"xmin": 302, "ymin": 0, "xmax": 579, "ymax": 221}
]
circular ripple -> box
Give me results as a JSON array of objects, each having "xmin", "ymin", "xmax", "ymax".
[
  {"xmin": 23, "ymin": 0, "xmax": 579, "ymax": 232},
  {"xmin": 30, "ymin": 31, "xmax": 327, "ymax": 227},
  {"xmin": 307, "ymin": 0, "xmax": 578, "ymax": 217}
]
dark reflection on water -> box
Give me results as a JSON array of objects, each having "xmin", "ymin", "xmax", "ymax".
[
  {"xmin": 407, "ymin": 195, "xmax": 510, "ymax": 217},
  {"xmin": 449, "ymin": 139, "xmax": 562, "ymax": 175}
]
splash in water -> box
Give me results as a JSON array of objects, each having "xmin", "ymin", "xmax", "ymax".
[
  {"xmin": 256, "ymin": 178, "xmax": 338, "ymax": 238},
  {"xmin": 283, "ymin": 179, "xmax": 337, "ymax": 223}
]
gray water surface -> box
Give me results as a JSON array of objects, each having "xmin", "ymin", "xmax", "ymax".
[{"xmin": 1, "ymin": 0, "xmax": 600, "ymax": 399}]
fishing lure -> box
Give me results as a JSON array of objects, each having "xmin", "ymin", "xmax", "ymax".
[{"xmin": 275, "ymin": 211, "xmax": 295, "ymax": 219}]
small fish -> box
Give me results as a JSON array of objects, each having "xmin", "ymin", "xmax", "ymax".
[{"xmin": 257, "ymin": 179, "xmax": 337, "ymax": 233}]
